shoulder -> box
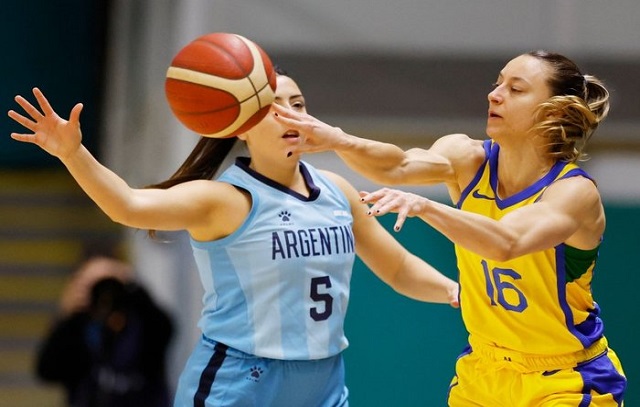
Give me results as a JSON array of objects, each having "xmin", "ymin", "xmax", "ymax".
[
  {"xmin": 182, "ymin": 179, "xmax": 252, "ymax": 241},
  {"xmin": 173, "ymin": 179, "xmax": 244, "ymax": 198},
  {"xmin": 429, "ymin": 134, "xmax": 487, "ymax": 189},
  {"xmin": 318, "ymin": 170, "xmax": 354, "ymax": 191},
  {"xmin": 544, "ymin": 174, "xmax": 601, "ymax": 207},
  {"xmin": 404, "ymin": 133, "xmax": 486, "ymax": 172},
  {"xmin": 318, "ymin": 170, "xmax": 380, "ymax": 233},
  {"xmin": 317, "ymin": 170, "xmax": 360, "ymax": 202},
  {"xmin": 543, "ymin": 174, "xmax": 603, "ymax": 225},
  {"xmin": 543, "ymin": 173, "xmax": 604, "ymax": 247},
  {"xmin": 171, "ymin": 179, "xmax": 249, "ymax": 216},
  {"xmin": 431, "ymin": 133, "xmax": 485, "ymax": 160}
]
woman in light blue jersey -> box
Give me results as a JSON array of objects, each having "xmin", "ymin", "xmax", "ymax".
[
  {"xmin": 8, "ymin": 67, "xmax": 458, "ymax": 407},
  {"xmin": 272, "ymin": 51, "xmax": 627, "ymax": 406}
]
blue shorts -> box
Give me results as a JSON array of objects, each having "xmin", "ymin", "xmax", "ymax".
[{"xmin": 174, "ymin": 335, "xmax": 349, "ymax": 407}]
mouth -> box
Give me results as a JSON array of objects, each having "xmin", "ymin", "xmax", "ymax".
[
  {"xmin": 488, "ymin": 111, "xmax": 502, "ymax": 119},
  {"xmin": 282, "ymin": 130, "xmax": 300, "ymax": 139},
  {"xmin": 283, "ymin": 130, "xmax": 300, "ymax": 158}
]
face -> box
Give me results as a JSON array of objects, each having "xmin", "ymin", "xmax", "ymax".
[
  {"xmin": 486, "ymin": 54, "xmax": 553, "ymax": 141},
  {"xmin": 238, "ymin": 75, "xmax": 306, "ymax": 159}
]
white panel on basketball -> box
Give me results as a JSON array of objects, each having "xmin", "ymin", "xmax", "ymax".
[{"xmin": 166, "ymin": 68, "xmax": 258, "ymax": 102}]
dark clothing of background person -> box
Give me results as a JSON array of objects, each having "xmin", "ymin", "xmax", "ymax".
[{"xmin": 36, "ymin": 278, "xmax": 174, "ymax": 407}]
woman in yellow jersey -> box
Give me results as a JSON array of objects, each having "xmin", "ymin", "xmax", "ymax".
[{"xmin": 273, "ymin": 50, "xmax": 627, "ymax": 406}]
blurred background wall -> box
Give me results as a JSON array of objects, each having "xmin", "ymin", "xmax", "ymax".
[{"xmin": 1, "ymin": 0, "xmax": 638, "ymax": 405}]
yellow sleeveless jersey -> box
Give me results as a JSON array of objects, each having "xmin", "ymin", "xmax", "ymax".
[{"xmin": 456, "ymin": 140, "xmax": 604, "ymax": 355}]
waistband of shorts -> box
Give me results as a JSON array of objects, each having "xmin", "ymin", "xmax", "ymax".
[{"xmin": 468, "ymin": 336, "xmax": 609, "ymax": 371}]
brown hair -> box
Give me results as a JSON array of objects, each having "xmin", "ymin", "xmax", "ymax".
[
  {"xmin": 526, "ymin": 50, "xmax": 610, "ymax": 162},
  {"xmin": 144, "ymin": 137, "xmax": 237, "ymax": 238}
]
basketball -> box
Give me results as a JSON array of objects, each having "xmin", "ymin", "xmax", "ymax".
[{"xmin": 165, "ymin": 32, "xmax": 277, "ymax": 138}]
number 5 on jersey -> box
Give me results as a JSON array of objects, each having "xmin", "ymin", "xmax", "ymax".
[{"xmin": 310, "ymin": 276, "xmax": 333, "ymax": 321}]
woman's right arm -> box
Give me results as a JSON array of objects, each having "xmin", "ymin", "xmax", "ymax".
[
  {"xmin": 324, "ymin": 171, "xmax": 459, "ymax": 306},
  {"xmin": 273, "ymin": 103, "xmax": 469, "ymax": 187},
  {"xmin": 8, "ymin": 88, "xmax": 238, "ymax": 237}
]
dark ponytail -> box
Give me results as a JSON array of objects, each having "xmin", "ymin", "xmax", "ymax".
[
  {"xmin": 146, "ymin": 137, "xmax": 237, "ymax": 190},
  {"xmin": 145, "ymin": 136, "xmax": 237, "ymax": 238}
]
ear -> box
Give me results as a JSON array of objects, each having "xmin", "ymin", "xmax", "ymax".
[{"xmin": 236, "ymin": 132, "xmax": 248, "ymax": 141}]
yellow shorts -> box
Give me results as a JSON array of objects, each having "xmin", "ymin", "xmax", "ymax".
[{"xmin": 447, "ymin": 337, "xmax": 626, "ymax": 406}]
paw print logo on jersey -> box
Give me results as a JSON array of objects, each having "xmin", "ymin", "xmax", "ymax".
[
  {"xmin": 246, "ymin": 366, "xmax": 264, "ymax": 382},
  {"xmin": 278, "ymin": 210, "xmax": 293, "ymax": 225}
]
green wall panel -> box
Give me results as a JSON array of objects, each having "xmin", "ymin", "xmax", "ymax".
[{"xmin": 0, "ymin": 0, "xmax": 107, "ymax": 168}]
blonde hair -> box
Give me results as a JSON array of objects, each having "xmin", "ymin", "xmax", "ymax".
[{"xmin": 526, "ymin": 51, "xmax": 610, "ymax": 162}]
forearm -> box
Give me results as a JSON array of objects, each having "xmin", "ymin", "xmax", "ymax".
[
  {"xmin": 417, "ymin": 199, "xmax": 517, "ymax": 261},
  {"xmin": 357, "ymin": 228, "xmax": 457, "ymax": 305},
  {"xmin": 334, "ymin": 132, "xmax": 408, "ymax": 185},
  {"xmin": 61, "ymin": 145, "xmax": 136, "ymax": 225},
  {"xmin": 392, "ymin": 252, "xmax": 458, "ymax": 304}
]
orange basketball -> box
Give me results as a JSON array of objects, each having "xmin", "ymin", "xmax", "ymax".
[{"xmin": 165, "ymin": 33, "xmax": 277, "ymax": 138}]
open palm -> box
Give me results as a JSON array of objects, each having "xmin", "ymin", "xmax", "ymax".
[{"xmin": 8, "ymin": 87, "xmax": 83, "ymax": 160}]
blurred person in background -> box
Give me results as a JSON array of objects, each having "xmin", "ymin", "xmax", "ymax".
[{"xmin": 36, "ymin": 255, "xmax": 174, "ymax": 407}]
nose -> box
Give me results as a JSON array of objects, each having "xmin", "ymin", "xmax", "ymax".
[{"xmin": 488, "ymin": 87, "xmax": 502, "ymax": 104}]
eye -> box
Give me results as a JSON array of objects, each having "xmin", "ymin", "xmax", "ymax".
[{"xmin": 291, "ymin": 100, "xmax": 306, "ymax": 111}]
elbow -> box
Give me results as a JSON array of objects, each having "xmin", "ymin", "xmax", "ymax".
[
  {"xmin": 485, "ymin": 240, "xmax": 520, "ymax": 262},
  {"xmin": 106, "ymin": 211, "xmax": 128, "ymax": 226},
  {"xmin": 388, "ymin": 281, "xmax": 418, "ymax": 300},
  {"xmin": 106, "ymin": 208, "xmax": 138, "ymax": 228},
  {"xmin": 489, "ymin": 249, "xmax": 514, "ymax": 262},
  {"xmin": 385, "ymin": 268, "xmax": 408, "ymax": 296},
  {"xmin": 104, "ymin": 198, "xmax": 145, "ymax": 227}
]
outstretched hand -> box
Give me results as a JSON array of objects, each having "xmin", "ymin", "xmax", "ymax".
[
  {"xmin": 272, "ymin": 103, "xmax": 346, "ymax": 155},
  {"xmin": 8, "ymin": 87, "xmax": 84, "ymax": 160},
  {"xmin": 360, "ymin": 188, "xmax": 429, "ymax": 232}
]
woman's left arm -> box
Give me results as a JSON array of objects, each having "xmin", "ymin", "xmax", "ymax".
[
  {"xmin": 323, "ymin": 171, "xmax": 459, "ymax": 306},
  {"xmin": 362, "ymin": 176, "xmax": 604, "ymax": 261}
]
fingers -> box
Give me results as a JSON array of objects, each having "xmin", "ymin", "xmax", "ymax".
[
  {"xmin": 12, "ymin": 94, "xmax": 44, "ymax": 122},
  {"xmin": 271, "ymin": 103, "xmax": 296, "ymax": 118},
  {"xmin": 359, "ymin": 189, "xmax": 383, "ymax": 204},
  {"xmin": 360, "ymin": 189, "xmax": 396, "ymax": 219},
  {"xmin": 32, "ymin": 87, "xmax": 56, "ymax": 117},
  {"xmin": 361, "ymin": 188, "xmax": 395, "ymax": 213},
  {"xmin": 360, "ymin": 188, "xmax": 412, "ymax": 231},
  {"xmin": 8, "ymin": 88, "xmax": 54, "ymax": 132},
  {"xmin": 272, "ymin": 104, "xmax": 293, "ymax": 122},
  {"xmin": 69, "ymin": 103, "xmax": 84, "ymax": 125},
  {"xmin": 273, "ymin": 107, "xmax": 303, "ymax": 130},
  {"xmin": 9, "ymin": 133, "xmax": 37, "ymax": 144},
  {"xmin": 7, "ymin": 109, "xmax": 37, "ymax": 133},
  {"xmin": 393, "ymin": 213, "xmax": 407, "ymax": 232}
]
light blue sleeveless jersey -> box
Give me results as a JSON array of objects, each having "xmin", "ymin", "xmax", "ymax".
[{"xmin": 190, "ymin": 158, "xmax": 355, "ymax": 360}]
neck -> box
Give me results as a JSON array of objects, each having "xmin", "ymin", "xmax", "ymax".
[
  {"xmin": 248, "ymin": 156, "xmax": 309, "ymax": 196},
  {"xmin": 496, "ymin": 144, "xmax": 555, "ymax": 198}
]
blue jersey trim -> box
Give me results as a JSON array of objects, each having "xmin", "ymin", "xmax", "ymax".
[
  {"xmin": 457, "ymin": 139, "xmax": 492, "ymax": 208},
  {"xmin": 235, "ymin": 157, "xmax": 321, "ymax": 201},
  {"xmin": 487, "ymin": 143, "xmax": 568, "ymax": 209}
]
